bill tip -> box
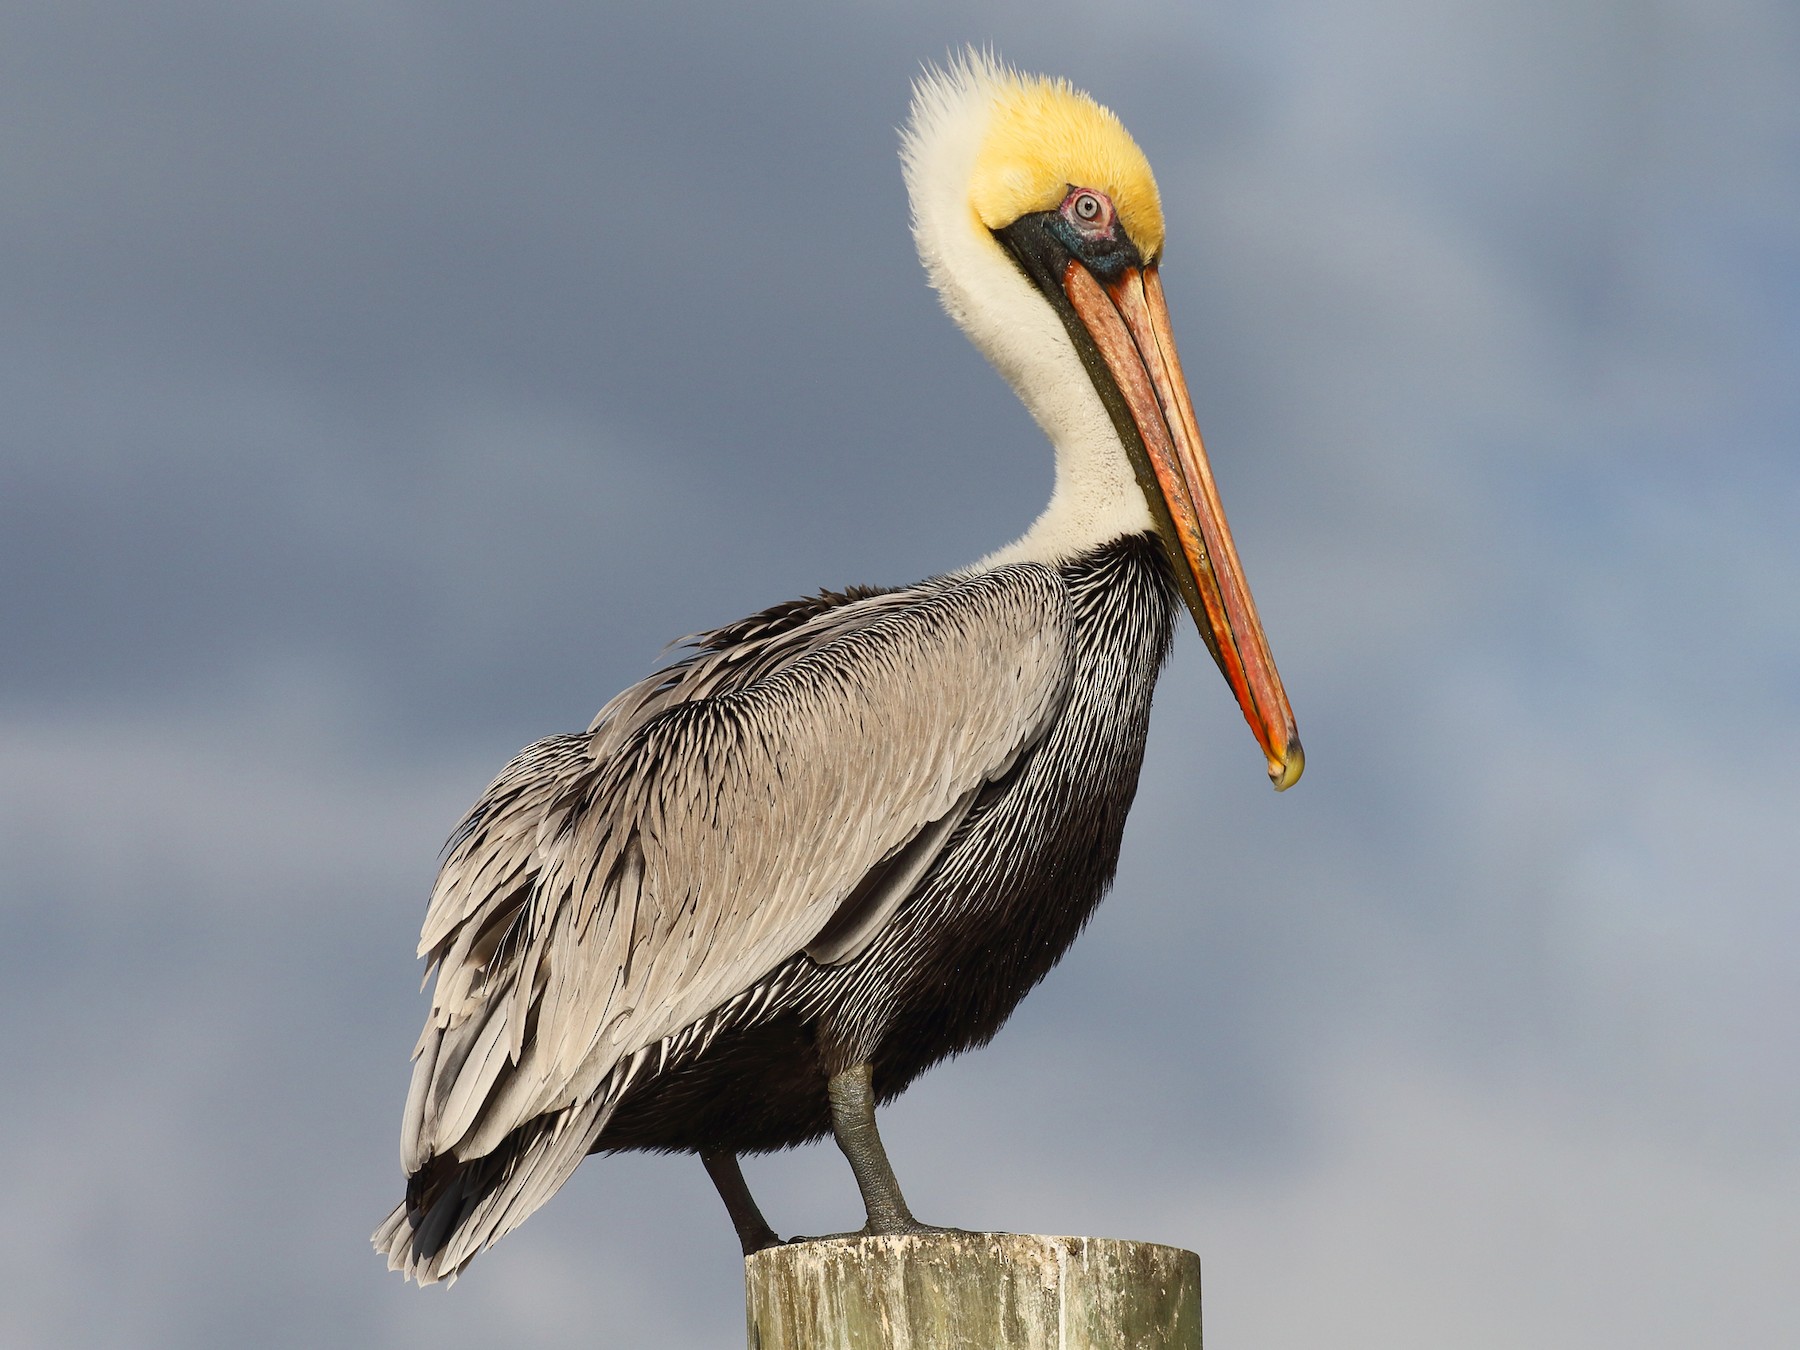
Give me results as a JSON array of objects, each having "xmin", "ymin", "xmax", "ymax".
[{"xmin": 1269, "ymin": 738, "xmax": 1304, "ymax": 791}]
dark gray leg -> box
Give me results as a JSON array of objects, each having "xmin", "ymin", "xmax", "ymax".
[
  {"xmin": 827, "ymin": 1063, "xmax": 952, "ymax": 1236},
  {"xmin": 701, "ymin": 1149, "xmax": 781, "ymax": 1255}
]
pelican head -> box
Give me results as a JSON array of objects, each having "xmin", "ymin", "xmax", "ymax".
[{"xmin": 903, "ymin": 53, "xmax": 1303, "ymax": 791}]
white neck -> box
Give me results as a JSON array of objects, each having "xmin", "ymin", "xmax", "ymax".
[
  {"xmin": 977, "ymin": 429, "xmax": 1155, "ymax": 569},
  {"xmin": 903, "ymin": 57, "xmax": 1153, "ymax": 571}
]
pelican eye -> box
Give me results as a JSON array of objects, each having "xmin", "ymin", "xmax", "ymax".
[{"xmin": 1062, "ymin": 188, "xmax": 1114, "ymax": 233}]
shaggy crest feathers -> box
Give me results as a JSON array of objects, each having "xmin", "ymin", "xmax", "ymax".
[{"xmin": 907, "ymin": 51, "xmax": 1164, "ymax": 257}]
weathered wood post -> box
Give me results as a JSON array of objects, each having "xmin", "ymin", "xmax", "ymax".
[{"xmin": 746, "ymin": 1233, "xmax": 1201, "ymax": 1349}]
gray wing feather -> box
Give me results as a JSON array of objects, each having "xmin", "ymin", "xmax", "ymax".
[
  {"xmin": 400, "ymin": 564, "xmax": 1072, "ymax": 1182},
  {"xmin": 803, "ymin": 781, "xmax": 981, "ymax": 965}
]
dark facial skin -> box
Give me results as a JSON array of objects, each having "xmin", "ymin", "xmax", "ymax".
[{"xmin": 1044, "ymin": 187, "xmax": 1143, "ymax": 280}]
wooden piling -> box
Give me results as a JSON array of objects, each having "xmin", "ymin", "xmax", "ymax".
[{"xmin": 745, "ymin": 1233, "xmax": 1201, "ymax": 1349}]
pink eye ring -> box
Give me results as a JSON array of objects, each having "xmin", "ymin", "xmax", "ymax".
[{"xmin": 1061, "ymin": 188, "xmax": 1115, "ymax": 234}]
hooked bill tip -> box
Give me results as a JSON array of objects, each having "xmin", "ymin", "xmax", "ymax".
[{"xmin": 1268, "ymin": 738, "xmax": 1305, "ymax": 792}]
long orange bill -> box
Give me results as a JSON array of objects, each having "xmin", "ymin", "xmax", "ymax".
[{"xmin": 1064, "ymin": 261, "xmax": 1303, "ymax": 790}]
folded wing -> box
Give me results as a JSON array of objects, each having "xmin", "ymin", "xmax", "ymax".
[{"xmin": 391, "ymin": 563, "xmax": 1073, "ymax": 1263}]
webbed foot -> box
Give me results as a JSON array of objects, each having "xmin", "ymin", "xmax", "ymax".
[{"xmin": 788, "ymin": 1218, "xmax": 969, "ymax": 1243}]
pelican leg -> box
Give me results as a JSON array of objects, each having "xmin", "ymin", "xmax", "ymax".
[
  {"xmin": 827, "ymin": 1063, "xmax": 954, "ymax": 1236},
  {"xmin": 701, "ymin": 1149, "xmax": 782, "ymax": 1255}
]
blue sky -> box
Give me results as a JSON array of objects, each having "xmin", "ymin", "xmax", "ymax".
[{"xmin": 2, "ymin": 3, "xmax": 1796, "ymax": 1347}]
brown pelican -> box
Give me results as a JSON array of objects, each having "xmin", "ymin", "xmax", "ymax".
[{"xmin": 375, "ymin": 52, "xmax": 1301, "ymax": 1285}]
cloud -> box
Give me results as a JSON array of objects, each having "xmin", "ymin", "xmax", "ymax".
[{"xmin": 2, "ymin": 2, "xmax": 1795, "ymax": 1347}]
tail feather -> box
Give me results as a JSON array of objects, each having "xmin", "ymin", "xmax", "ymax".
[{"xmin": 372, "ymin": 1091, "xmax": 617, "ymax": 1285}]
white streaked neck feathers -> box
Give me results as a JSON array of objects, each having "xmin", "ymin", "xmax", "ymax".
[{"xmin": 901, "ymin": 55, "xmax": 1154, "ymax": 569}]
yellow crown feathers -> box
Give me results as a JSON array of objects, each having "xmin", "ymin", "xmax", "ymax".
[{"xmin": 968, "ymin": 69, "xmax": 1165, "ymax": 262}]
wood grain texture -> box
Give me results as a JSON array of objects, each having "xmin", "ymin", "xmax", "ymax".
[{"xmin": 745, "ymin": 1233, "xmax": 1201, "ymax": 1349}]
